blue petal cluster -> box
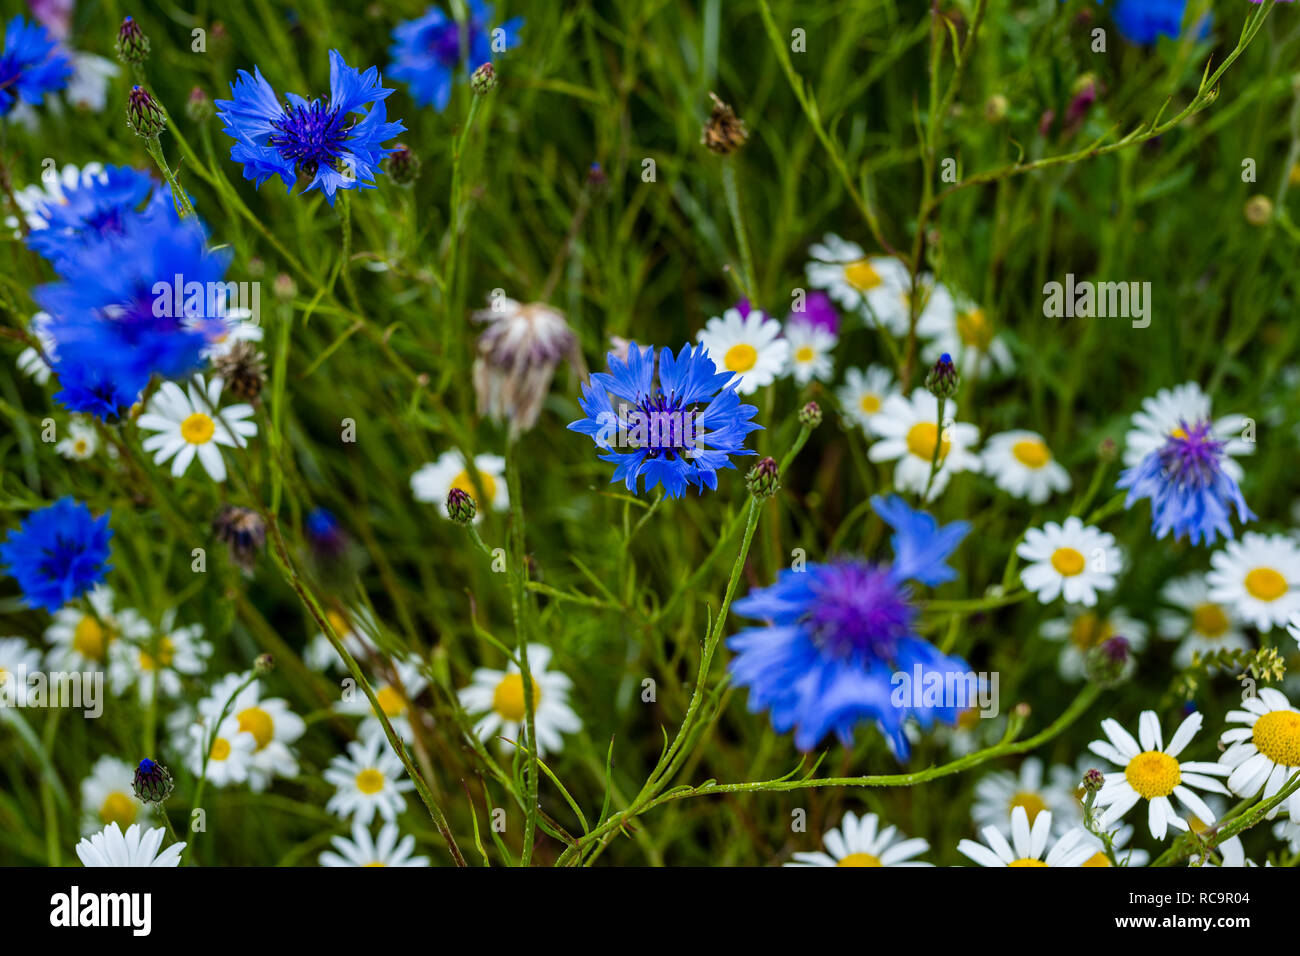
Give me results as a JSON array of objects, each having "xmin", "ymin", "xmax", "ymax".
[
  {"xmin": 24, "ymin": 166, "xmax": 165, "ymax": 269},
  {"xmin": 1, "ymin": 498, "xmax": 112, "ymax": 613},
  {"xmin": 728, "ymin": 496, "xmax": 971, "ymax": 758},
  {"xmin": 388, "ymin": 1, "xmax": 523, "ymax": 110},
  {"xmin": 568, "ymin": 343, "xmax": 761, "ymax": 498},
  {"xmin": 0, "ymin": 16, "xmax": 71, "ymax": 116},
  {"xmin": 1100, "ymin": 0, "xmax": 1209, "ymax": 45},
  {"xmin": 216, "ymin": 49, "xmax": 406, "ymax": 202}
]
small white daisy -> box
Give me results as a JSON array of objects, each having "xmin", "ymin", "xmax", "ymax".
[
  {"xmin": 8, "ymin": 163, "xmax": 105, "ymax": 235},
  {"xmin": 1157, "ymin": 574, "xmax": 1250, "ymax": 667},
  {"xmin": 16, "ymin": 313, "xmax": 56, "ymax": 384},
  {"xmin": 1207, "ymin": 532, "xmax": 1300, "ymax": 632},
  {"xmin": 1087, "ymin": 710, "xmax": 1230, "ymax": 840},
  {"xmin": 335, "ymin": 656, "xmax": 429, "ymax": 745},
  {"xmin": 65, "ymin": 52, "xmax": 120, "ymax": 112},
  {"xmin": 1123, "ymin": 382, "xmax": 1253, "ymax": 478},
  {"xmin": 919, "ymin": 299, "xmax": 1015, "ymax": 378},
  {"xmin": 836, "ymin": 365, "xmax": 897, "ymax": 435},
  {"xmin": 188, "ymin": 307, "xmax": 264, "ymax": 361},
  {"xmin": 80, "ymin": 756, "xmax": 145, "ymax": 835},
  {"xmin": 1219, "ymin": 687, "xmax": 1300, "ymax": 821},
  {"xmin": 981, "ymin": 430, "xmax": 1071, "ymax": 504},
  {"xmin": 55, "ymin": 418, "xmax": 100, "ymax": 461},
  {"xmin": 972, "ymin": 757, "xmax": 1081, "ymax": 836},
  {"xmin": 137, "ymin": 374, "xmax": 257, "ymax": 482},
  {"xmin": 695, "ymin": 307, "xmax": 789, "ymax": 395},
  {"xmin": 782, "ymin": 321, "xmax": 836, "ymax": 386},
  {"xmin": 867, "ymin": 390, "xmax": 981, "ymax": 500},
  {"xmin": 186, "ymin": 715, "xmax": 257, "ymax": 788},
  {"xmin": 804, "ymin": 234, "xmax": 910, "ymax": 324},
  {"xmin": 458, "ymin": 643, "xmax": 582, "ymax": 756},
  {"xmin": 324, "ymin": 731, "xmax": 415, "ymax": 825},
  {"xmin": 305, "ymin": 605, "xmax": 380, "ymax": 672},
  {"xmin": 1078, "ymin": 823, "xmax": 1150, "ymax": 867},
  {"xmin": 320, "ymin": 819, "xmax": 430, "ymax": 867},
  {"xmin": 76, "ymin": 822, "xmax": 184, "ymax": 868},
  {"xmin": 1041, "ymin": 607, "xmax": 1148, "ymax": 682},
  {"xmin": 43, "ymin": 586, "xmax": 150, "ymax": 672},
  {"xmin": 199, "ymin": 672, "xmax": 306, "ymax": 791},
  {"xmin": 957, "ymin": 806, "xmax": 1094, "ymax": 867},
  {"xmin": 108, "ymin": 611, "xmax": 212, "ymax": 703},
  {"xmin": 0, "ymin": 637, "xmax": 42, "ymax": 705},
  {"xmin": 785, "ymin": 810, "xmax": 931, "ymax": 867},
  {"xmin": 411, "ymin": 449, "xmax": 508, "ymax": 520},
  {"xmin": 1017, "ymin": 517, "xmax": 1121, "ymax": 607}
]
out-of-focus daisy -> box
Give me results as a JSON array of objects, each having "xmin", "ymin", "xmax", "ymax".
[
  {"xmin": 972, "ymin": 757, "xmax": 1080, "ymax": 836},
  {"xmin": 55, "ymin": 418, "xmax": 99, "ymax": 460},
  {"xmin": 336, "ymin": 656, "xmax": 429, "ymax": 745},
  {"xmin": 981, "ymin": 430, "xmax": 1071, "ymax": 505},
  {"xmin": 188, "ymin": 307, "xmax": 263, "ymax": 362},
  {"xmin": 1087, "ymin": 710, "xmax": 1230, "ymax": 840},
  {"xmin": 785, "ymin": 810, "xmax": 931, "ymax": 867},
  {"xmin": 75, "ymin": 822, "xmax": 183, "ymax": 867},
  {"xmin": 411, "ymin": 449, "xmax": 508, "ymax": 519},
  {"xmin": 458, "ymin": 643, "xmax": 582, "ymax": 756},
  {"xmin": 836, "ymin": 365, "xmax": 896, "ymax": 435},
  {"xmin": 1157, "ymin": 574, "xmax": 1250, "ymax": 667},
  {"xmin": 137, "ymin": 375, "xmax": 257, "ymax": 482},
  {"xmin": 1017, "ymin": 517, "xmax": 1120, "ymax": 606},
  {"xmin": 804, "ymin": 235, "xmax": 910, "ymax": 325},
  {"xmin": 16, "ymin": 312, "xmax": 56, "ymax": 384},
  {"xmin": 1041, "ymin": 607, "xmax": 1148, "ymax": 681},
  {"xmin": 919, "ymin": 298, "xmax": 1014, "ymax": 377},
  {"xmin": 695, "ymin": 307, "xmax": 789, "ymax": 395},
  {"xmin": 320, "ymin": 819, "xmax": 430, "ymax": 867},
  {"xmin": 80, "ymin": 756, "xmax": 144, "ymax": 835},
  {"xmin": 43, "ymin": 586, "xmax": 149, "ymax": 672},
  {"xmin": 1207, "ymin": 533, "xmax": 1300, "ymax": 632},
  {"xmin": 782, "ymin": 321, "xmax": 836, "ymax": 386},
  {"xmin": 1078, "ymin": 823, "xmax": 1149, "ymax": 867},
  {"xmin": 0, "ymin": 638, "xmax": 42, "ymax": 704},
  {"xmin": 1219, "ymin": 688, "xmax": 1300, "ymax": 821},
  {"xmin": 305, "ymin": 605, "xmax": 380, "ymax": 672},
  {"xmin": 324, "ymin": 731, "xmax": 414, "ymax": 825},
  {"xmin": 8, "ymin": 164, "xmax": 104, "ymax": 236},
  {"xmin": 868, "ymin": 390, "xmax": 981, "ymax": 500},
  {"xmin": 185, "ymin": 715, "xmax": 257, "ymax": 788},
  {"xmin": 108, "ymin": 612, "xmax": 211, "ymax": 703},
  {"xmin": 199, "ymin": 672, "xmax": 306, "ymax": 791},
  {"xmin": 957, "ymin": 806, "xmax": 1093, "ymax": 867},
  {"xmin": 64, "ymin": 51, "xmax": 118, "ymax": 112},
  {"xmin": 1123, "ymin": 382, "xmax": 1252, "ymax": 479}
]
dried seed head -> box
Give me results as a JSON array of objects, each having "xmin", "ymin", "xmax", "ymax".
[
  {"xmin": 702, "ymin": 92, "xmax": 748, "ymax": 155},
  {"xmin": 213, "ymin": 341, "xmax": 268, "ymax": 403}
]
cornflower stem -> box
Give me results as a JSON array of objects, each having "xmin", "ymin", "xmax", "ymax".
[
  {"xmin": 338, "ymin": 189, "xmax": 360, "ymax": 310},
  {"xmin": 143, "ymin": 136, "xmax": 198, "ymax": 220},
  {"xmin": 721, "ymin": 160, "xmax": 756, "ymax": 302},
  {"xmin": 920, "ymin": 395, "xmax": 946, "ymax": 503}
]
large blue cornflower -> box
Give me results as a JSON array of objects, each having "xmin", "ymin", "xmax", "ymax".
[
  {"xmin": 1117, "ymin": 418, "xmax": 1253, "ymax": 546},
  {"xmin": 0, "ymin": 16, "xmax": 71, "ymax": 116},
  {"xmin": 388, "ymin": 1, "xmax": 523, "ymax": 111},
  {"xmin": 1100, "ymin": 0, "xmax": 1209, "ymax": 46},
  {"xmin": 215, "ymin": 49, "xmax": 405, "ymax": 203},
  {"xmin": 728, "ymin": 495, "xmax": 972, "ymax": 758},
  {"xmin": 1, "ymin": 498, "xmax": 112, "ymax": 613},
  {"xmin": 24, "ymin": 166, "xmax": 165, "ymax": 269},
  {"xmin": 568, "ymin": 343, "xmax": 761, "ymax": 498}
]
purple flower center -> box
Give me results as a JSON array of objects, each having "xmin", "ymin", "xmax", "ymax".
[
  {"xmin": 269, "ymin": 99, "xmax": 351, "ymax": 177},
  {"xmin": 427, "ymin": 24, "xmax": 463, "ymax": 67},
  {"xmin": 805, "ymin": 561, "xmax": 914, "ymax": 661},
  {"xmin": 1158, "ymin": 419, "xmax": 1225, "ymax": 488},
  {"xmin": 632, "ymin": 390, "xmax": 700, "ymax": 461}
]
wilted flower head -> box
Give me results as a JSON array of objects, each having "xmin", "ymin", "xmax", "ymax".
[
  {"xmin": 702, "ymin": 92, "xmax": 748, "ymax": 155},
  {"xmin": 212, "ymin": 505, "xmax": 266, "ymax": 573},
  {"xmin": 473, "ymin": 296, "xmax": 578, "ymax": 435}
]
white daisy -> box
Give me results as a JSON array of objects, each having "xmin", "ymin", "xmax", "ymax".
[
  {"xmin": 1017, "ymin": 517, "xmax": 1121, "ymax": 607},
  {"xmin": 836, "ymin": 365, "xmax": 897, "ymax": 435},
  {"xmin": 108, "ymin": 611, "xmax": 212, "ymax": 703},
  {"xmin": 1290, "ymin": 611, "xmax": 1300, "ymax": 647},
  {"xmin": 55, "ymin": 418, "xmax": 100, "ymax": 461},
  {"xmin": 1041, "ymin": 607, "xmax": 1148, "ymax": 682},
  {"xmin": 695, "ymin": 307, "xmax": 789, "ymax": 395},
  {"xmin": 1219, "ymin": 687, "xmax": 1300, "ymax": 821},
  {"xmin": 782, "ymin": 321, "xmax": 836, "ymax": 386},
  {"xmin": 1123, "ymin": 382, "xmax": 1253, "ymax": 479},
  {"xmin": 76, "ymin": 822, "xmax": 184, "ymax": 867},
  {"xmin": 1087, "ymin": 710, "xmax": 1230, "ymax": 840},
  {"xmin": 185, "ymin": 715, "xmax": 257, "ymax": 788},
  {"xmin": 137, "ymin": 374, "xmax": 257, "ymax": 482},
  {"xmin": 43, "ymin": 586, "xmax": 150, "ymax": 672},
  {"xmin": 0, "ymin": 638, "xmax": 42, "ymax": 705},
  {"xmin": 80, "ymin": 756, "xmax": 145, "ymax": 835},
  {"xmin": 919, "ymin": 299, "xmax": 1015, "ymax": 377},
  {"xmin": 867, "ymin": 390, "xmax": 981, "ymax": 500},
  {"xmin": 188, "ymin": 307, "xmax": 264, "ymax": 361},
  {"xmin": 981, "ymin": 430, "xmax": 1071, "ymax": 504},
  {"xmin": 8, "ymin": 163, "xmax": 105, "ymax": 235},
  {"xmin": 324, "ymin": 731, "xmax": 415, "ymax": 825},
  {"xmin": 17, "ymin": 313, "xmax": 56, "ymax": 384},
  {"xmin": 198, "ymin": 672, "xmax": 306, "ymax": 791},
  {"xmin": 305, "ymin": 605, "xmax": 380, "ymax": 672},
  {"xmin": 320, "ymin": 819, "xmax": 430, "ymax": 867},
  {"xmin": 1157, "ymin": 574, "xmax": 1250, "ymax": 667},
  {"xmin": 411, "ymin": 449, "xmax": 508, "ymax": 520},
  {"xmin": 1078, "ymin": 823, "xmax": 1150, "ymax": 867},
  {"xmin": 335, "ymin": 656, "xmax": 429, "ymax": 745},
  {"xmin": 957, "ymin": 806, "xmax": 1094, "ymax": 867},
  {"xmin": 458, "ymin": 643, "xmax": 582, "ymax": 756},
  {"xmin": 885, "ymin": 272, "xmax": 957, "ymax": 339},
  {"xmin": 65, "ymin": 52, "xmax": 120, "ymax": 112},
  {"xmin": 972, "ymin": 757, "xmax": 1081, "ymax": 836},
  {"xmin": 785, "ymin": 810, "xmax": 931, "ymax": 867},
  {"xmin": 1207, "ymin": 533, "xmax": 1300, "ymax": 632},
  {"xmin": 804, "ymin": 235, "xmax": 910, "ymax": 325}
]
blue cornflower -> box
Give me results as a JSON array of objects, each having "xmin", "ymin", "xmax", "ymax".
[
  {"xmin": 1099, "ymin": 0, "xmax": 1210, "ymax": 46},
  {"xmin": 1117, "ymin": 418, "xmax": 1253, "ymax": 546},
  {"xmin": 0, "ymin": 16, "xmax": 71, "ymax": 116},
  {"xmin": 568, "ymin": 342, "xmax": 761, "ymax": 498},
  {"xmin": 215, "ymin": 49, "xmax": 406, "ymax": 203},
  {"xmin": 306, "ymin": 507, "xmax": 347, "ymax": 559},
  {"xmin": 24, "ymin": 166, "xmax": 164, "ymax": 269},
  {"xmin": 1, "ymin": 498, "xmax": 112, "ymax": 613},
  {"xmin": 388, "ymin": 1, "xmax": 523, "ymax": 111},
  {"xmin": 49, "ymin": 360, "xmax": 144, "ymax": 421},
  {"xmin": 728, "ymin": 495, "xmax": 971, "ymax": 758}
]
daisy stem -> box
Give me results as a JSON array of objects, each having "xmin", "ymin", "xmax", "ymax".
[
  {"xmin": 186, "ymin": 669, "xmax": 259, "ymax": 864},
  {"xmin": 1150, "ymin": 769, "xmax": 1300, "ymax": 867},
  {"xmin": 721, "ymin": 160, "xmax": 757, "ymax": 303},
  {"xmin": 143, "ymin": 136, "xmax": 199, "ymax": 220}
]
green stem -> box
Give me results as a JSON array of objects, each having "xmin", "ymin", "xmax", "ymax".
[{"xmin": 721, "ymin": 160, "xmax": 756, "ymax": 302}]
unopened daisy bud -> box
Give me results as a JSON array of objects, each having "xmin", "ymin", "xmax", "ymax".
[
  {"xmin": 212, "ymin": 504, "xmax": 267, "ymax": 572},
  {"xmin": 746, "ymin": 457, "xmax": 780, "ymax": 499},
  {"xmin": 702, "ymin": 92, "xmax": 748, "ymax": 155},
  {"xmin": 925, "ymin": 353, "xmax": 959, "ymax": 400},
  {"xmin": 212, "ymin": 341, "xmax": 268, "ymax": 403},
  {"xmin": 984, "ymin": 93, "xmax": 1008, "ymax": 123},
  {"xmin": 186, "ymin": 86, "xmax": 213, "ymax": 123},
  {"xmin": 254, "ymin": 653, "xmax": 275, "ymax": 675},
  {"xmin": 447, "ymin": 487, "xmax": 477, "ymax": 524},
  {"xmin": 1082, "ymin": 768, "xmax": 1105, "ymax": 793},
  {"xmin": 126, "ymin": 85, "xmax": 166, "ymax": 138},
  {"xmin": 1085, "ymin": 635, "xmax": 1132, "ymax": 687},
  {"xmin": 116, "ymin": 16, "xmax": 151, "ymax": 65},
  {"xmin": 383, "ymin": 144, "xmax": 421, "ymax": 185},
  {"xmin": 471, "ymin": 63, "xmax": 497, "ymax": 96},
  {"xmin": 1097, "ymin": 437, "xmax": 1117, "ymax": 463},
  {"xmin": 272, "ymin": 272, "xmax": 296, "ymax": 302},
  {"xmin": 1244, "ymin": 195, "xmax": 1273, "ymax": 226},
  {"xmin": 132, "ymin": 758, "xmax": 173, "ymax": 804},
  {"xmin": 798, "ymin": 401, "xmax": 822, "ymax": 429}
]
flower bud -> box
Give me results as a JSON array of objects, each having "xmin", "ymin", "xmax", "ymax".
[
  {"xmin": 798, "ymin": 401, "xmax": 822, "ymax": 429},
  {"xmin": 984, "ymin": 93, "xmax": 1008, "ymax": 123},
  {"xmin": 133, "ymin": 758, "xmax": 174, "ymax": 804},
  {"xmin": 254, "ymin": 653, "xmax": 275, "ymax": 675},
  {"xmin": 383, "ymin": 144, "xmax": 421, "ymax": 186},
  {"xmin": 186, "ymin": 87, "xmax": 213, "ymax": 123},
  {"xmin": 1085, "ymin": 635, "xmax": 1132, "ymax": 687},
  {"xmin": 116, "ymin": 16, "xmax": 151, "ymax": 65},
  {"xmin": 471, "ymin": 63, "xmax": 497, "ymax": 95},
  {"xmin": 1244, "ymin": 195, "xmax": 1273, "ymax": 226},
  {"xmin": 746, "ymin": 457, "xmax": 780, "ymax": 499},
  {"xmin": 126, "ymin": 85, "xmax": 166, "ymax": 138},
  {"xmin": 447, "ymin": 487, "xmax": 477, "ymax": 524},
  {"xmin": 1082, "ymin": 768, "xmax": 1105, "ymax": 794},
  {"xmin": 925, "ymin": 353, "xmax": 959, "ymax": 400}
]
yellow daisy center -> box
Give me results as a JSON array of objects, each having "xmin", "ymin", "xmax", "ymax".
[
  {"xmin": 1188, "ymin": 815, "xmax": 1209, "ymax": 834},
  {"xmin": 73, "ymin": 439, "xmax": 88, "ymax": 454},
  {"xmin": 1244, "ymin": 567, "xmax": 1287, "ymax": 602},
  {"xmin": 180, "ymin": 412, "xmax": 216, "ymax": 445},
  {"xmin": 1191, "ymin": 603, "xmax": 1229, "ymax": 638},
  {"xmin": 843, "ymin": 259, "xmax": 882, "ymax": 292},
  {"xmin": 326, "ymin": 609, "xmax": 350, "ymax": 636},
  {"xmin": 1082, "ymin": 851, "xmax": 1111, "ymax": 867},
  {"xmin": 492, "ymin": 673, "xmax": 541, "ymax": 722},
  {"xmin": 1124, "ymin": 751, "xmax": 1180, "ymax": 799},
  {"xmin": 1050, "ymin": 547, "xmax": 1086, "ymax": 577},
  {"xmin": 355, "ymin": 768, "xmax": 386, "ymax": 795},
  {"xmin": 1251, "ymin": 710, "xmax": 1300, "ymax": 767},
  {"xmin": 1011, "ymin": 439, "xmax": 1051, "ymax": 469},
  {"xmin": 905, "ymin": 422, "xmax": 950, "ymax": 462},
  {"xmin": 451, "ymin": 469, "xmax": 497, "ymax": 504},
  {"xmin": 1068, "ymin": 612, "xmax": 1113, "ymax": 650},
  {"xmin": 363, "ymin": 861, "xmax": 386, "ymax": 867},
  {"xmin": 376, "ymin": 684, "xmax": 407, "ymax": 718},
  {"xmin": 1008, "ymin": 858, "xmax": 1048, "ymax": 867},
  {"xmin": 723, "ymin": 343, "xmax": 758, "ymax": 373},
  {"xmin": 858, "ymin": 393, "xmax": 881, "ymax": 415},
  {"xmin": 794, "ymin": 345, "xmax": 815, "ymax": 363},
  {"xmin": 836, "ymin": 852, "xmax": 882, "ymax": 867},
  {"xmin": 957, "ymin": 707, "xmax": 981, "ymax": 731},
  {"xmin": 956, "ymin": 308, "xmax": 992, "ymax": 349},
  {"xmin": 210, "ymin": 737, "xmax": 231, "ymax": 762},
  {"xmin": 237, "ymin": 706, "xmax": 275, "ymax": 750},
  {"xmin": 99, "ymin": 791, "xmax": 138, "ymax": 829},
  {"xmin": 139, "ymin": 636, "xmax": 175, "ymax": 672},
  {"xmin": 1009, "ymin": 791, "xmax": 1048, "ymax": 824},
  {"xmin": 73, "ymin": 615, "xmax": 109, "ymax": 661}
]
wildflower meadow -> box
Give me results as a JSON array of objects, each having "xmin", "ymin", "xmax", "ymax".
[{"xmin": 3, "ymin": 0, "xmax": 1300, "ymax": 911}]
